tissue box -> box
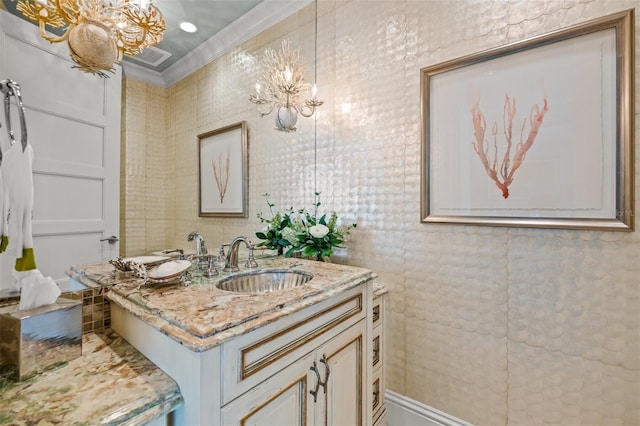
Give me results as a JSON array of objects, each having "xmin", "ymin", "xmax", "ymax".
[{"xmin": 0, "ymin": 297, "xmax": 82, "ymax": 381}]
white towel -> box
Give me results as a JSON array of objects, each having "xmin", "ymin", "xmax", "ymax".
[
  {"xmin": 2, "ymin": 142, "xmax": 36, "ymax": 270},
  {"xmin": 15, "ymin": 269, "xmax": 61, "ymax": 311},
  {"xmin": 0, "ymin": 171, "xmax": 7, "ymax": 253}
]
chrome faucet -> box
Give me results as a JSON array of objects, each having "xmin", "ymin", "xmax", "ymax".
[
  {"xmin": 187, "ymin": 231, "xmax": 208, "ymax": 256},
  {"xmin": 224, "ymin": 236, "xmax": 258, "ymax": 272}
]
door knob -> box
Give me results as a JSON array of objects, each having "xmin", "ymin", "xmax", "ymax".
[{"xmin": 100, "ymin": 235, "xmax": 119, "ymax": 244}]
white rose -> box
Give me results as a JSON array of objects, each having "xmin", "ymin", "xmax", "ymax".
[
  {"xmin": 282, "ymin": 227, "xmax": 299, "ymax": 245},
  {"xmin": 309, "ymin": 224, "xmax": 329, "ymax": 238}
]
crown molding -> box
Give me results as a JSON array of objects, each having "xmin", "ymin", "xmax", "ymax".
[
  {"xmin": 121, "ymin": 61, "xmax": 166, "ymax": 87},
  {"xmin": 122, "ymin": 0, "xmax": 313, "ymax": 88}
]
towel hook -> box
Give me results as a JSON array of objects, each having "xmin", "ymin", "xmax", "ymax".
[{"xmin": 0, "ymin": 79, "xmax": 28, "ymax": 164}]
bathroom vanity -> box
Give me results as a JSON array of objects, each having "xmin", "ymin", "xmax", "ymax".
[{"xmin": 71, "ymin": 256, "xmax": 379, "ymax": 425}]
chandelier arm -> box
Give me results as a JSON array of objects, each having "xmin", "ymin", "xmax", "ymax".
[
  {"xmin": 130, "ymin": 25, "xmax": 149, "ymax": 48},
  {"xmin": 119, "ymin": 27, "xmax": 149, "ymax": 53},
  {"xmin": 101, "ymin": 5, "xmax": 123, "ymax": 14},
  {"xmin": 39, "ymin": 21, "xmax": 69, "ymax": 43},
  {"xmin": 256, "ymin": 102, "xmax": 276, "ymax": 117},
  {"xmin": 299, "ymin": 104, "xmax": 315, "ymax": 118},
  {"xmin": 52, "ymin": 0, "xmax": 75, "ymax": 26}
]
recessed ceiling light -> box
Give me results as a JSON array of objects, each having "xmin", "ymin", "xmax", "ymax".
[{"xmin": 179, "ymin": 21, "xmax": 198, "ymax": 33}]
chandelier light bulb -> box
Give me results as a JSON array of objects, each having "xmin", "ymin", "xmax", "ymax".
[
  {"xmin": 133, "ymin": 0, "xmax": 150, "ymax": 8},
  {"xmin": 284, "ymin": 66, "xmax": 293, "ymax": 84},
  {"xmin": 255, "ymin": 82, "xmax": 261, "ymax": 95},
  {"xmin": 311, "ymin": 83, "xmax": 318, "ymax": 99}
]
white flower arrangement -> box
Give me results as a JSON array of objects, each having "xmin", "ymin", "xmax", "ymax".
[{"xmin": 256, "ymin": 193, "xmax": 356, "ymax": 261}]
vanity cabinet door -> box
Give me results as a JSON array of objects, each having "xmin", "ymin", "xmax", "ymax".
[
  {"xmin": 221, "ymin": 320, "xmax": 367, "ymax": 426},
  {"xmin": 220, "ymin": 352, "xmax": 315, "ymax": 426},
  {"xmin": 313, "ymin": 319, "xmax": 366, "ymax": 426}
]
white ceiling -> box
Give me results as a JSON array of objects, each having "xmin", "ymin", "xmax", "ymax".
[
  {"xmin": 125, "ymin": 0, "xmax": 312, "ymax": 87},
  {"xmin": 128, "ymin": 0, "xmax": 265, "ymax": 72}
]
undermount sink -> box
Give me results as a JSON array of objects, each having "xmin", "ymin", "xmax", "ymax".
[{"xmin": 216, "ymin": 269, "xmax": 313, "ymax": 294}]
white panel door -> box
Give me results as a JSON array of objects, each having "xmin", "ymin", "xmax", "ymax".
[{"xmin": 0, "ymin": 10, "xmax": 121, "ymax": 291}]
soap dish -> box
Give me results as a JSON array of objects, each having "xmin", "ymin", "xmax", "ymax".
[{"xmin": 147, "ymin": 260, "xmax": 192, "ymax": 281}]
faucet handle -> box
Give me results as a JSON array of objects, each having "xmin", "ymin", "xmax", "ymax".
[
  {"xmin": 205, "ymin": 255, "xmax": 218, "ymax": 278},
  {"xmin": 245, "ymin": 246, "xmax": 259, "ymax": 269},
  {"xmin": 162, "ymin": 248, "xmax": 185, "ymax": 260}
]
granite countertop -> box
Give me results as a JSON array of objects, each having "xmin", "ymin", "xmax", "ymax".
[
  {"xmin": 68, "ymin": 256, "xmax": 376, "ymax": 352},
  {"xmin": 0, "ymin": 329, "xmax": 183, "ymax": 425}
]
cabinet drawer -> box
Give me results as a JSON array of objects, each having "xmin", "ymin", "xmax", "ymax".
[
  {"xmin": 221, "ymin": 285, "xmax": 368, "ymax": 405},
  {"xmin": 372, "ymin": 332, "xmax": 382, "ymax": 370},
  {"xmin": 372, "ymin": 297, "xmax": 383, "ymax": 330},
  {"xmin": 372, "ymin": 367, "xmax": 383, "ymax": 414}
]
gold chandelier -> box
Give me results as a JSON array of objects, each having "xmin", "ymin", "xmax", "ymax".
[
  {"xmin": 249, "ymin": 40, "xmax": 323, "ymax": 133},
  {"xmin": 14, "ymin": 0, "xmax": 165, "ymax": 76}
]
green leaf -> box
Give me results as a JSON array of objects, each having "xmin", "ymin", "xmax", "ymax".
[
  {"xmin": 256, "ymin": 232, "xmax": 267, "ymax": 239},
  {"xmin": 278, "ymin": 238, "xmax": 290, "ymax": 247}
]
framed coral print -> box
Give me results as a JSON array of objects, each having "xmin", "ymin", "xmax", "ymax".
[
  {"xmin": 198, "ymin": 121, "xmax": 248, "ymax": 218},
  {"xmin": 420, "ymin": 9, "xmax": 634, "ymax": 231}
]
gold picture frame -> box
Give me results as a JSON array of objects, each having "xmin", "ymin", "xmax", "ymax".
[
  {"xmin": 198, "ymin": 121, "xmax": 248, "ymax": 218},
  {"xmin": 421, "ymin": 9, "xmax": 634, "ymax": 231}
]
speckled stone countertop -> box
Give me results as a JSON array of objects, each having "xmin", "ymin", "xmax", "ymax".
[
  {"xmin": 0, "ymin": 329, "xmax": 183, "ymax": 425},
  {"xmin": 69, "ymin": 256, "xmax": 376, "ymax": 352}
]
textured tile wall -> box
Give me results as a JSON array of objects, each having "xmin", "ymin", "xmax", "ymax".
[
  {"xmin": 122, "ymin": 0, "xmax": 640, "ymax": 424},
  {"xmin": 122, "ymin": 79, "xmax": 173, "ymax": 255}
]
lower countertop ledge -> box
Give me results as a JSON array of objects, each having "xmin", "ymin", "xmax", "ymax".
[{"xmin": 0, "ymin": 329, "xmax": 183, "ymax": 425}]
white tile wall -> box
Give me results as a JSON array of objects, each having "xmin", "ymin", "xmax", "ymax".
[{"xmin": 122, "ymin": 1, "xmax": 640, "ymax": 424}]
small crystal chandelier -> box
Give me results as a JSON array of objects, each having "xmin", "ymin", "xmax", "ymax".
[
  {"xmin": 13, "ymin": 0, "xmax": 165, "ymax": 77},
  {"xmin": 249, "ymin": 39, "xmax": 323, "ymax": 133}
]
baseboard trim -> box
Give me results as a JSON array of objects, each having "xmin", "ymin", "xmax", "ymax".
[{"xmin": 385, "ymin": 390, "xmax": 473, "ymax": 426}]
